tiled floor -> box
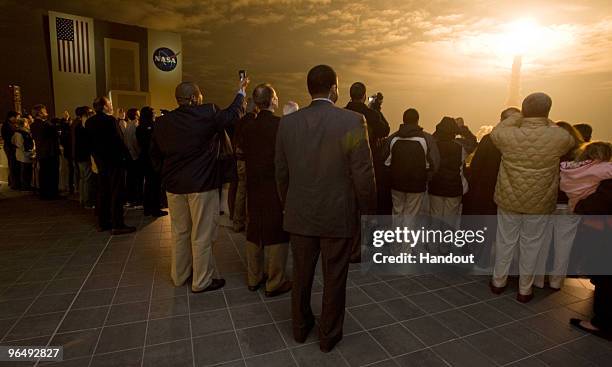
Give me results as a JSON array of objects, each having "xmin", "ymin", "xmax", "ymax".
[{"xmin": 1, "ymin": 188, "xmax": 611, "ymax": 367}]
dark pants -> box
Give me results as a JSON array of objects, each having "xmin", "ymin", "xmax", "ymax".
[
  {"xmin": 39, "ymin": 156, "xmax": 59, "ymax": 199},
  {"xmin": 126, "ymin": 158, "xmax": 144, "ymax": 205},
  {"xmin": 4, "ymin": 145, "xmax": 18, "ymax": 189},
  {"xmin": 143, "ymin": 163, "xmax": 161, "ymax": 214},
  {"xmin": 97, "ymin": 166, "xmax": 126, "ymax": 229},
  {"xmin": 290, "ymin": 234, "xmax": 351, "ymax": 349},
  {"xmin": 20, "ymin": 162, "xmax": 32, "ymax": 190},
  {"xmin": 592, "ymin": 276, "xmax": 612, "ymax": 332}
]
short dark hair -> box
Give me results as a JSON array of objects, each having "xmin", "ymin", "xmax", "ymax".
[
  {"xmin": 252, "ymin": 84, "xmax": 275, "ymax": 109},
  {"xmin": 75, "ymin": 106, "xmax": 88, "ymax": 118},
  {"xmin": 140, "ymin": 106, "xmax": 154, "ymax": 124},
  {"xmin": 522, "ymin": 93, "xmax": 552, "ymax": 118},
  {"xmin": 403, "ymin": 108, "xmax": 419, "ymax": 125},
  {"xmin": 574, "ymin": 123, "xmax": 593, "ymax": 142},
  {"xmin": 6, "ymin": 111, "xmax": 19, "ymax": 121},
  {"xmin": 349, "ymin": 82, "xmax": 366, "ymax": 100},
  {"xmin": 31, "ymin": 104, "xmax": 47, "ymax": 118},
  {"xmin": 307, "ymin": 64, "xmax": 337, "ymax": 96},
  {"xmin": 93, "ymin": 97, "xmax": 109, "ymax": 113},
  {"xmin": 126, "ymin": 108, "xmax": 139, "ymax": 121}
]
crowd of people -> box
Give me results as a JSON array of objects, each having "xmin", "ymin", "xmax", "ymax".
[
  {"xmin": 1, "ymin": 99, "xmax": 168, "ymax": 235},
  {"xmin": 1, "ymin": 64, "xmax": 611, "ymax": 351}
]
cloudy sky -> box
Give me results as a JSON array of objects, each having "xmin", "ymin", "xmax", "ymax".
[{"xmin": 27, "ymin": 0, "xmax": 612, "ymax": 137}]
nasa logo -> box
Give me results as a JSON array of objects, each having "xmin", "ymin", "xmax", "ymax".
[{"xmin": 153, "ymin": 47, "xmax": 178, "ymax": 72}]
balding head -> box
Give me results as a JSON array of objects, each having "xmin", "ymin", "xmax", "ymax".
[
  {"xmin": 175, "ymin": 82, "xmax": 203, "ymax": 107},
  {"xmin": 522, "ymin": 93, "xmax": 552, "ymax": 118}
]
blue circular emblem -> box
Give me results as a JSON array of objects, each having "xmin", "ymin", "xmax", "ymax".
[{"xmin": 153, "ymin": 47, "xmax": 178, "ymax": 72}]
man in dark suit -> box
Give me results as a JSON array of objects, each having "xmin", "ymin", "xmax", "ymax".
[
  {"xmin": 85, "ymin": 96, "xmax": 135, "ymax": 235},
  {"xmin": 345, "ymin": 82, "xmax": 390, "ymax": 262},
  {"xmin": 30, "ymin": 105, "xmax": 60, "ymax": 200},
  {"xmin": 242, "ymin": 84, "xmax": 291, "ymax": 297},
  {"xmin": 150, "ymin": 79, "xmax": 247, "ymax": 293},
  {"xmin": 275, "ymin": 65, "xmax": 376, "ymax": 352}
]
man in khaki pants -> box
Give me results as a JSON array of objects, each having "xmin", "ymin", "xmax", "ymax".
[{"xmin": 151, "ymin": 78, "xmax": 248, "ymax": 292}]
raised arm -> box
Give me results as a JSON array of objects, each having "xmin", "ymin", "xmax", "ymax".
[{"xmin": 215, "ymin": 77, "xmax": 249, "ymax": 130}]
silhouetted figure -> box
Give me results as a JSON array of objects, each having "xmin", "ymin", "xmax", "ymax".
[{"xmin": 137, "ymin": 106, "xmax": 166, "ymax": 217}]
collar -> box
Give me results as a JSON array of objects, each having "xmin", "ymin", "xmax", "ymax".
[{"xmin": 312, "ymin": 98, "xmax": 334, "ymax": 104}]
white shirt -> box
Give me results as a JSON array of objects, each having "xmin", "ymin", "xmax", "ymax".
[{"xmin": 312, "ymin": 98, "xmax": 334, "ymax": 104}]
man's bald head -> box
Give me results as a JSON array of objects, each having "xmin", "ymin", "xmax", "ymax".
[
  {"xmin": 175, "ymin": 82, "xmax": 203, "ymax": 106},
  {"xmin": 522, "ymin": 92, "xmax": 552, "ymax": 118}
]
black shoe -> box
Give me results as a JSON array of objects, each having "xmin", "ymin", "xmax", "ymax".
[
  {"xmin": 111, "ymin": 226, "xmax": 137, "ymax": 235},
  {"xmin": 320, "ymin": 336, "xmax": 342, "ymax": 353},
  {"xmin": 97, "ymin": 225, "xmax": 112, "ymax": 232},
  {"xmin": 192, "ymin": 278, "xmax": 226, "ymax": 293},
  {"xmin": 248, "ymin": 275, "xmax": 268, "ymax": 292},
  {"xmin": 265, "ymin": 281, "xmax": 292, "ymax": 298},
  {"xmin": 570, "ymin": 318, "xmax": 612, "ymax": 341},
  {"xmin": 151, "ymin": 210, "xmax": 168, "ymax": 218}
]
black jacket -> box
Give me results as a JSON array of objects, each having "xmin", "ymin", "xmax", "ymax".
[
  {"xmin": 71, "ymin": 120, "xmax": 90, "ymax": 163},
  {"xmin": 85, "ymin": 112, "xmax": 129, "ymax": 172},
  {"xmin": 150, "ymin": 94, "xmax": 245, "ymax": 194},
  {"xmin": 462, "ymin": 134, "xmax": 501, "ymax": 215},
  {"xmin": 345, "ymin": 101, "xmax": 389, "ymax": 159},
  {"xmin": 30, "ymin": 119, "xmax": 60, "ymax": 159},
  {"xmin": 429, "ymin": 118, "xmax": 477, "ymax": 197},
  {"xmin": 575, "ymin": 179, "xmax": 612, "ymax": 215},
  {"xmin": 242, "ymin": 110, "xmax": 289, "ymax": 245},
  {"xmin": 383, "ymin": 124, "xmax": 440, "ymax": 193}
]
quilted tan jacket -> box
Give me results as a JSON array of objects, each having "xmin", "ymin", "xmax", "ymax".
[{"xmin": 491, "ymin": 114, "xmax": 574, "ymax": 214}]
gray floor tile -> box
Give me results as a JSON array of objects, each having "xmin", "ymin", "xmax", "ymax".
[
  {"xmin": 562, "ymin": 335, "xmax": 612, "ymax": 366},
  {"xmin": 522, "ymin": 314, "xmax": 586, "ymax": 344},
  {"xmin": 114, "ymin": 285, "xmax": 152, "ymax": 304},
  {"xmin": 359, "ymin": 282, "xmax": 401, "ymax": 302},
  {"xmin": 464, "ymin": 329, "xmax": 529, "ymax": 365},
  {"xmin": 386, "ymin": 278, "xmax": 428, "ymax": 296},
  {"xmin": 462, "ymin": 302, "xmax": 513, "ymax": 328},
  {"xmin": 107, "ymin": 301, "xmax": 148, "ymax": 325},
  {"xmin": 50, "ymin": 328, "xmax": 100, "ymax": 359},
  {"xmin": 291, "ymin": 342, "xmax": 348, "ymax": 367},
  {"xmin": 408, "ymin": 292, "xmax": 453, "ymax": 314},
  {"xmin": 394, "ymin": 349, "xmax": 448, "ymax": 367},
  {"xmin": 412, "ymin": 274, "xmax": 449, "ymax": 291},
  {"xmin": 348, "ymin": 304, "xmax": 394, "ymax": 330},
  {"xmin": 345, "ymin": 287, "xmax": 373, "ymax": 307},
  {"xmin": 379, "ymin": 298, "xmax": 425, "ymax": 321},
  {"xmin": 486, "ymin": 296, "xmax": 536, "ymax": 320},
  {"xmin": 189, "ymin": 292, "xmax": 227, "ymax": 313},
  {"xmin": 225, "ymin": 287, "xmax": 263, "ymax": 307},
  {"xmin": 435, "ymin": 309, "xmax": 486, "ymax": 337},
  {"xmin": 433, "ymin": 287, "xmax": 478, "ymax": 307},
  {"xmin": 231, "ymin": 302, "xmax": 274, "ymax": 329},
  {"xmin": 4, "ymin": 312, "xmax": 64, "ymax": 341},
  {"xmin": 193, "ymin": 331, "xmax": 243, "ymax": 366},
  {"xmin": 536, "ymin": 345, "xmax": 595, "ymax": 367},
  {"xmin": 276, "ymin": 320, "xmax": 319, "ymax": 347},
  {"xmin": 95, "ymin": 321, "xmax": 146, "ymax": 354},
  {"xmin": 146, "ymin": 315, "xmax": 190, "ymax": 345},
  {"xmin": 402, "ymin": 316, "xmax": 456, "ymax": 346},
  {"xmin": 59, "ymin": 306, "xmax": 109, "ymax": 332},
  {"xmin": 73, "ymin": 288, "xmax": 115, "ymax": 309},
  {"xmin": 0, "ymin": 298, "xmax": 33, "ymax": 318},
  {"xmin": 245, "ymin": 349, "xmax": 296, "ymax": 367},
  {"xmin": 149, "ymin": 296, "xmax": 188, "ymax": 319},
  {"xmin": 191, "ymin": 309, "xmax": 234, "ymax": 337},
  {"xmin": 495, "ymin": 321, "xmax": 557, "ymax": 354},
  {"xmin": 432, "ymin": 339, "xmax": 495, "ymax": 367},
  {"xmin": 368, "ymin": 324, "xmax": 424, "ymax": 357},
  {"xmin": 143, "ymin": 339, "xmax": 193, "ymax": 367},
  {"xmin": 91, "ymin": 348, "xmax": 142, "ymax": 367},
  {"xmin": 336, "ymin": 332, "xmax": 388, "ymax": 366},
  {"xmin": 266, "ymin": 298, "xmax": 292, "ymax": 322},
  {"xmin": 237, "ymin": 323, "xmax": 286, "ymax": 357}
]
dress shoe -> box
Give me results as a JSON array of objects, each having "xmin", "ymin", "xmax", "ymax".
[
  {"xmin": 192, "ymin": 278, "xmax": 226, "ymax": 293},
  {"xmin": 320, "ymin": 337, "xmax": 342, "ymax": 353},
  {"xmin": 516, "ymin": 292, "xmax": 534, "ymax": 303},
  {"xmin": 111, "ymin": 226, "xmax": 137, "ymax": 235},
  {"xmin": 265, "ymin": 281, "xmax": 292, "ymax": 298},
  {"xmin": 248, "ymin": 275, "xmax": 268, "ymax": 292},
  {"xmin": 294, "ymin": 320, "xmax": 315, "ymax": 344},
  {"xmin": 97, "ymin": 225, "xmax": 111, "ymax": 232},
  {"xmin": 489, "ymin": 281, "xmax": 506, "ymax": 295}
]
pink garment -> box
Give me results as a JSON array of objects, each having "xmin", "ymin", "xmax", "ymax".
[{"xmin": 560, "ymin": 160, "xmax": 612, "ymax": 212}]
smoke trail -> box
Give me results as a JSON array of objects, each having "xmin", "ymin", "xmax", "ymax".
[{"xmin": 505, "ymin": 55, "xmax": 522, "ymax": 107}]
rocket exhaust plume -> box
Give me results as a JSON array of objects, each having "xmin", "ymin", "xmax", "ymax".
[{"xmin": 506, "ymin": 55, "xmax": 522, "ymax": 107}]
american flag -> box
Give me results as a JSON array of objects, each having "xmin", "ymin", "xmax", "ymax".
[{"xmin": 56, "ymin": 17, "xmax": 90, "ymax": 74}]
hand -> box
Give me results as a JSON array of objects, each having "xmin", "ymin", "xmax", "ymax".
[
  {"xmin": 455, "ymin": 117, "xmax": 464, "ymax": 127},
  {"xmin": 239, "ymin": 77, "xmax": 250, "ymax": 93},
  {"xmin": 63, "ymin": 110, "xmax": 70, "ymax": 120}
]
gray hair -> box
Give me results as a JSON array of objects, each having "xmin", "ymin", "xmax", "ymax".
[
  {"xmin": 522, "ymin": 92, "xmax": 552, "ymax": 118},
  {"xmin": 283, "ymin": 101, "xmax": 299, "ymax": 116}
]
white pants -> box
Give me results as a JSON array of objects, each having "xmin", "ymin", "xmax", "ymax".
[
  {"xmin": 429, "ymin": 195, "xmax": 462, "ymax": 228},
  {"xmin": 167, "ymin": 190, "xmax": 219, "ymax": 291},
  {"xmin": 391, "ymin": 190, "xmax": 424, "ymax": 229},
  {"xmin": 534, "ymin": 207, "xmax": 580, "ymax": 289},
  {"xmin": 492, "ymin": 207, "xmax": 551, "ymax": 295}
]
